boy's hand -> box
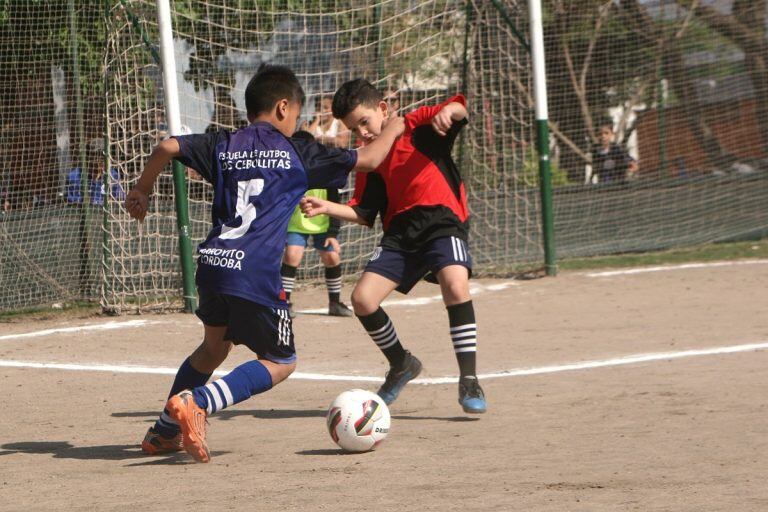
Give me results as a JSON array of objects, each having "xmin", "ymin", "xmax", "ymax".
[
  {"xmin": 381, "ymin": 115, "xmax": 405, "ymax": 137},
  {"xmin": 125, "ymin": 187, "xmax": 149, "ymax": 221},
  {"xmin": 300, "ymin": 196, "xmax": 329, "ymax": 218},
  {"xmin": 432, "ymin": 102, "xmax": 467, "ymax": 136},
  {"xmin": 432, "ymin": 105, "xmax": 457, "ymax": 136},
  {"xmin": 324, "ymin": 236, "xmax": 341, "ymax": 255}
]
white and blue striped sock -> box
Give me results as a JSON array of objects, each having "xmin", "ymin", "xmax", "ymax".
[{"xmin": 191, "ymin": 360, "xmax": 274, "ymax": 415}]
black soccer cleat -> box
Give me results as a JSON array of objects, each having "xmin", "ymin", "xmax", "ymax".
[
  {"xmin": 328, "ymin": 301, "xmax": 353, "ymax": 317},
  {"xmin": 376, "ymin": 351, "xmax": 423, "ymax": 405}
]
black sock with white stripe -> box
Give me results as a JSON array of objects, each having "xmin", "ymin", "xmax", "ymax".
[
  {"xmin": 357, "ymin": 307, "xmax": 407, "ymax": 368},
  {"xmin": 325, "ymin": 265, "xmax": 342, "ymax": 303},
  {"xmin": 281, "ymin": 263, "xmax": 297, "ymax": 301},
  {"xmin": 447, "ymin": 300, "xmax": 477, "ymax": 377}
]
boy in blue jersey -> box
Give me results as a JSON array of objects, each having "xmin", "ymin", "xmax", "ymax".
[{"xmin": 125, "ymin": 65, "xmax": 403, "ymax": 463}]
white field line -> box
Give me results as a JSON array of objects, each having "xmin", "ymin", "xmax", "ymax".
[
  {"xmin": 0, "ymin": 320, "xmax": 161, "ymax": 342},
  {"xmin": 1, "ymin": 340, "xmax": 766, "ymax": 385},
  {"xmin": 296, "ymin": 280, "xmax": 519, "ymax": 314},
  {"xmin": 585, "ymin": 259, "xmax": 768, "ymax": 278}
]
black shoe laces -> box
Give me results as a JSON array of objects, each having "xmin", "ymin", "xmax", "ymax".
[{"xmin": 461, "ymin": 378, "xmax": 484, "ymax": 399}]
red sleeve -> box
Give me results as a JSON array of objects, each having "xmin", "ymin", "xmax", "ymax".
[
  {"xmin": 347, "ymin": 171, "xmax": 368, "ymax": 207},
  {"xmin": 404, "ymin": 94, "xmax": 467, "ymax": 131}
]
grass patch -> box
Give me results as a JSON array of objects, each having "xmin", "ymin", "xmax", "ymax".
[
  {"xmin": 559, "ymin": 240, "xmax": 768, "ymax": 271},
  {"xmin": 0, "ymin": 301, "xmax": 102, "ymax": 324}
]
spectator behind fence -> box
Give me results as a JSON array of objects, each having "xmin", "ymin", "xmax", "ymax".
[
  {"xmin": 303, "ymin": 95, "xmax": 350, "ymax": 148},
  {"xmin": 1, "ymin": 185, "xmax": 11, "ymax": 214},
  {"xmin": 591, "ymin": 125, "xmax": 637, "ymax": 184},
  {"xmin": 66, "ymin": 138, "xmax": 125, "ymax": 205},
  {"xmin": 384, "ymin": 87, "xmax": 401, "ymax": 114}
]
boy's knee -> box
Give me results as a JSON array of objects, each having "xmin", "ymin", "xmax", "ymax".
[
  {"xmin": 351, "ymin": 289, "xmax": 378, "ymax": 316},
  {"xmin": 265, "ymin": 360, "xmax": 296, "ymax": 386},
  {"xmin": 441, "ymin": 279, "xmax": 471, "ymax": 306},
  {"xmin": 191, "ymin": 338, "xmax": 232, "ymax": 373},
  {"xmin": 205, "ymin": 341, "xmax": 231, "ymax": 361},
  {"xmin": 320, "ymin": 251, "xmax": 339, "ymax": 267}
]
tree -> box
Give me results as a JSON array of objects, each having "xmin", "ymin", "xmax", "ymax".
[
  {"xmin": 0, "ymin": 0, "xmax": 106, "ymax": 204},
  {"xmin": 676, "ymin": 0, "xmax": 768, "ymax": 155}
]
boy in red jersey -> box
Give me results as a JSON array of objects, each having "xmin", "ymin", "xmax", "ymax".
[{"xmin": 302, "ymin": 79, "xmax": 485, "ymax": 413}]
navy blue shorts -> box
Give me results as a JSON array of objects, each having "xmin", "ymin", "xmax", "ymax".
[
  {"xmin": 286, "ymin": 231, "xmax": 335, "ymax": 252},
  {"xmin": 364, "ymin": 236, "xmax": 472, "ymax": 294},
  {"xmin": 195, "ymin": 291, "xmax": 296, "ymax": 364}
]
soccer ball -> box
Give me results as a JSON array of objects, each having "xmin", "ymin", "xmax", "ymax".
[{"xmin": 326, "ymin": 389, "xmax": 391, "ymax": 452}]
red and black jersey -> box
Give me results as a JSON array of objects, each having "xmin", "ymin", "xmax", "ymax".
[{"xmin": 349, "ymin": 95, "xmax": 469, "ymax": 252}]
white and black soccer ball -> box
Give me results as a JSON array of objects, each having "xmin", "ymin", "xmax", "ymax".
[{"xmin": 326, "ymin": 389, "xmax": 391, "ymax": 452}]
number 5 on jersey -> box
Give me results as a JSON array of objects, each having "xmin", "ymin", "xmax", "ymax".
[{"xmin": 219, "ymin": 178, "xmax": 264, "ymax": 240}]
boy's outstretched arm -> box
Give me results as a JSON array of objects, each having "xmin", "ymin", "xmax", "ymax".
[
  {"xmin": 125, "ymin": 138, "xmax": 181, "ymax": 221},
  {"xmin": 300, "ymin": 196, "xmax": 369, "ymax": 226},
  {"xmin": 353, "ymin": 116, "xmax": 405, "ymax": 172},
  {"xmin": 432, "ymin": 101, "xmax": 468, "ymax": 136}
]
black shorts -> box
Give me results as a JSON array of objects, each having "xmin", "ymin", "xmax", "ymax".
[
  {"xmin": 364, "ymin": 235, "xmax": 472, "ymax": 294},
  {"xmin": 195, "ymin": 291, "xmax": 296, "ymax": 364}
]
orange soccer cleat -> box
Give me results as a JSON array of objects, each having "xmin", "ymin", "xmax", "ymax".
[{"xmin": 166, "ymin": 390, "xmax": 211, "ymax": 463}]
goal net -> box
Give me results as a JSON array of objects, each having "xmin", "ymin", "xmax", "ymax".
[
  {"xmin": 1, "ymin": 0, "xmax": 766, "ymax": 313},
  {"xmin": 101, "ymin": 0, "xmax": 542, "ymax": 312}
]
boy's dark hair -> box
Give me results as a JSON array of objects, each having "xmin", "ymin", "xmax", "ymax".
[
  {"xmin": 292, "ymin": 129, "xmax": 315, "ymax": 141},
  {"xmin": 332, "ymin": 79, "xmax": 383, "ymax": 119},
  {"xmin": 245, "ymin": 64, "xmax": 305, "ymax": 116}
]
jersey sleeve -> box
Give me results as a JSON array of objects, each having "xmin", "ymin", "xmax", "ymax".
[
  {"xmin": 172, "ymin": 131, "xmax": 225, "ymax": 183},
  {"xmin": 290, "ymin": 137, "xmax": 358, "ymax": 189},
  {"xmin": 347, "ymin": 172, "xmax": 367, "ymax": 208},
  {"xmin": 350, "ymin": 172, "xmax": 387, "ymax": 227},
  {"xmin": 405, "ymin": 94, "xmax": 467, "ymax": 131}
]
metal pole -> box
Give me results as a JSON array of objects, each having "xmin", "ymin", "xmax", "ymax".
[
  {"xmin": 458, "ymin": 0, "xmax": 472, "ymax": 174},
  {"xmin": 528, "ymin": 0, "xmax": 556, "ymax": 276},
  {"xmin": 658, "ymin": 77, "xmax": 667, "ymax": 178},
  {"xmin": 101, "ymin": 0, "xmax": 111, "ymax": 310},
  {"xmin": 156, "ymin": 0, "xmax": 197, "ymax": 311},
  {"xmin": 373, "ymin": 2, "xmax": 385, "ymax": 81}
]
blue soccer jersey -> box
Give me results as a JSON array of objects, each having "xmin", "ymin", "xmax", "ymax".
[{"xmin": 174, "ymin": 121, "xmax": 357, "ymax": 308}]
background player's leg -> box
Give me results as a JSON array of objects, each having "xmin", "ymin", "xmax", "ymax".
[
  {"xmin": 319, "ymin": 248, "xmax": 352, "ymax": 316},
  {"xmin": 282, "ymin": 241, "xmax": 305, "ymax": 317},
  {"xmin": 281, "ymin": 244, "xmax": 305, "ymax": 303},
  {"xmin": 437, "ymin": 265, "xmax": 486, "ymax": 413}
]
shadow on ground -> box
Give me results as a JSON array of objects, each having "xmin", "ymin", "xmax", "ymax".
[
  {"xmin": 0, "ymin": 441, "xmax": 229, "ymax": 464},
  {"xmin": 113, "ymin": 410, "xmax": 480, "ymax": 423},
  {"xmin": 112, "ymin": 409, "xmax": 328, "ymax": 421}
]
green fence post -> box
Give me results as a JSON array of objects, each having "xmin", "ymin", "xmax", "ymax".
[
  {"xmin": 157, "ymin": 0, "xmax": 196, "ymax": 312},
  {"xmin": 529, "ymin": 0, "xmax": 557, "ymax": 276},
  {"xmin": 172, "ymin": 160, "xmax": 197, "ymax": 311}
]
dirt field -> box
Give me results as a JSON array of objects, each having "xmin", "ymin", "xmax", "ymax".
[{"xmin": 1, "ymin": 260, "xmax": 767, "ymax": 511}]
